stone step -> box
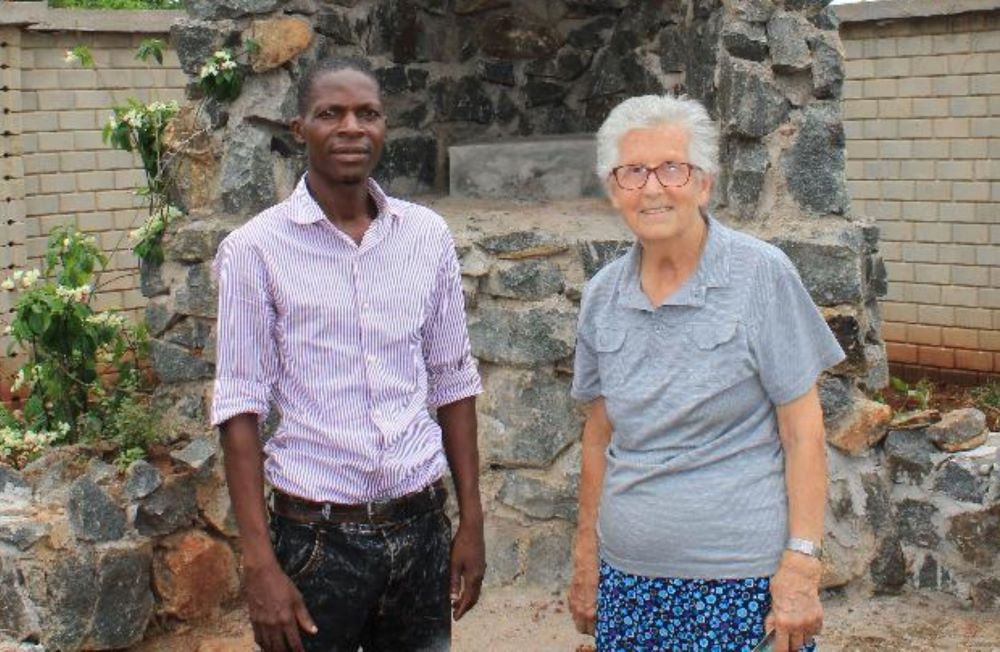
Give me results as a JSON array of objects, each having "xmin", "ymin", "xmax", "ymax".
[{"xmin": 449, "ymin": 135, "xmax": 603, "ymax": 201}]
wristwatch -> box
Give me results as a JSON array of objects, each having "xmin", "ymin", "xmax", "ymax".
[{"xmin": 786, "ymin": 537, "xmax": 823, "ymax": 559}]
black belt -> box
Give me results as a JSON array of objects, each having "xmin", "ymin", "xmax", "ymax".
[{"xmin": 271, "ymin": 479, "xmax": 446, "ymax": 525}]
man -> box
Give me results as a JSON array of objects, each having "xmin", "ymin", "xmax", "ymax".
[{"xmin": 211, "ymin": 57, "xmax": 485, "ymax": 652}]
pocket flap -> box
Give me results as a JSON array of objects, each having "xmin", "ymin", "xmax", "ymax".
[
  {"xmin": 685, "ymin": 321, "xmax": 738, "ymax": 350},
  {"xmin": 595, "ymin": 326, "xmax": 627, "ymax": 352}
]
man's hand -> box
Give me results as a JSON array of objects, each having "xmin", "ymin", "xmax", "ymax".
[
  {"xmin": 243, "ymin": 559, "xmax": 318, "ymax": 652},
  {"xmin": 765, "ymin": 551, "xmax": 823, "ymax": 652},
  {"xmin": 569, "ymin": 540, "xmax": 599, "ymax": 635},
  {"xmin": 449, "ymin": 518, "xmax": 486, "ymax": 620}
]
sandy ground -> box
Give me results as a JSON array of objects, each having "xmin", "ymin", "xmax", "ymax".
[{"xmin": 134, "ymin": 586, "xmax": 1000, "ymax": 651}]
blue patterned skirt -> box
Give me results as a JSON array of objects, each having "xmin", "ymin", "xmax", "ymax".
[{"xmin": 596, "ymin": 561, "xmax": 817, "ymax": 651}]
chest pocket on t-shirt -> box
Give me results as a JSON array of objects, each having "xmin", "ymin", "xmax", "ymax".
[
  {"xmin": 680, "ymin": 320, "xmax": 753, "ymax": 392},
  {"xmin": 595, "ymin": 325, "xmax": 630, "ymax": 393}
]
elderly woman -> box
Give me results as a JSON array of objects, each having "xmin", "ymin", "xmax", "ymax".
[{"xmin": 568, "ymin": 94, "xmax": 845, "ymax": 652}]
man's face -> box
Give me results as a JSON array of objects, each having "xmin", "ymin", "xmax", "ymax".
[
  {"xmin": 292, "ymin": 69, "xmax": 387, "ymax": 185},
  {"xmin": 606, "ymin": 123, "xmax": 713, "ymax": 245}
]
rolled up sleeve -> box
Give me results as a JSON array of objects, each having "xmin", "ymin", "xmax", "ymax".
[
  {"xmin": 211, "ymin": 235, "xmax": 279, "ymax": 428},
  {"xmin": 422, "ymin": 234, "xmax": 482, "ymax": 408}
]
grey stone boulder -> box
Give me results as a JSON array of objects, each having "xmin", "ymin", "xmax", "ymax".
[
  {"xmin": 136, "ymin": 475, "xmax": 199, "ymax": 537},
  {"xmin": 479, "ymin": 368, "xmax": 582, "ymax": 468},
  {"xmin": 948, "ymin": 504, "xmax": 1000, "ymax": 567},
  {"xmin": 0, "ymin": 517, "xmax": 50, "ymax": 550},
  {"xmin": 171, "ymin": 436, "xmax": 218, "ymax": 474},
  {"xmin": 782, "ymin": 101, "xmax": 848, "ymax": 215},
  {"xmin": 170, "ymin": 19, "xmax": 236, "ymax": 76},
  {"xmin": 767, "ymin": 12, "xmax": 812, "ymax": 73},
  {"xmin": 220, "ymin": 124, "xmax": 277, "ymax": 216},
  {"xmin": 578, "ymin": 240, "xmax": 631, "ymax": 280},
  {"xmin": 469, "ymin": 304, "xmax": 575, "ymax": 366},
  {"xmin": 896, "ymin": 498, "xmax": 939, "ymax": 547},
  {"xmin": 717, "ymin": 56, "xmax": 789, "ymax": 138},
  {"xmin": 164, "ymin": 216, "xmax": 240, "ymax": 264},
  {"xmin": 884, "ymin": 429, "xmax": 937, "ymax": 485},
  {"xmin": 810, "ymin": 31, "xmax": 844, "ymax": 99},
  {"xmin": 497, "ymin": 446, "xmax": 580, "ymax": 520},
  {"xmin": 722, "ymin": 19, "xmax": 768, "ymax": 61},
  {"xmin": 150, "ymin": 339, "xmax": 215, "ymax": 384},
  {"xmin": 84, "ymin": 545, "xmax": 155, "ymax": 650},
  {"xmin": 927, "ymin": 408, "xmax": 989, "ymax": 452},
  {"xmin": 484, "ymin": 260, "xmax": 564, "ymax": 301},
  {"xmin": 67, "ymin": 477, "xmax": 126, "ymax": 543},
  {"xmin": 450, "ymin": 137, "xmax": 602, "ymax": 201},
  {"xmin": 475, "ymin": 230, "xmax": 568, "ymax": 260},
  {"xmin": 0, "ymin": 464, "xmax": 32, "ymax": 514},
  {"xmin": 186, "ymin": 0, "xmax": 280, "ymax": 20},
  {"xmin": 175, "ymin": 263, "xmax": 218, "ymax": 319},
  {"xmin": 125, "ymin": 460, "xmax": 163, "ymax": 501},
  {"xmin": 0, "ymin": 556, "xmax": 38, "ymax": 644},
  {"xmin": 38, "ymin": 550, "xmax": 100, "ymax": 651},
  {"xmin": 934, "ymin": 457, "xmax": 989, "ymax": 504},
  {"xmin": 770, "ymin": 228, "xmax": 863, "ymax": 305}
]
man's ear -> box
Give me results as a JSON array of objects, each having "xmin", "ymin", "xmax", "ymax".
[{"xmin": 290, "ymin": 117, "xmax": 305, "ymax": 144}]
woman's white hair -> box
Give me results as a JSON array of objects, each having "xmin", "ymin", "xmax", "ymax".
[{"xmin": 595, "ymin": 94, "xmax": 720, "ymax": 179}]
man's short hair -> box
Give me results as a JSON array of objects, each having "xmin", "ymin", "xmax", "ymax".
[
  {"xmin": 595, "ymin": 95, "xmax": 720, "ymax": 180},
  {"xmin": 296, "ymin": 57, "xmax": 380, "ymax": 116}
]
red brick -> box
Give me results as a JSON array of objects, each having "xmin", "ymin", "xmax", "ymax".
[
  {"xmin": 887, "ymin": 342, "xmax": 918, "ymax": 364},
  {"xmin": 955, "ymin": 350, "xmax": 993, "ymax": 372},
  {"xmin": 918, "ymin": 346, "xmax": 955, "ymax": 369}
]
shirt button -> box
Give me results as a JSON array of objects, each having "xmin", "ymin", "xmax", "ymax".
[{"xmin": 367, "ymin": 355, "xmax": 376, "ymax": 365}]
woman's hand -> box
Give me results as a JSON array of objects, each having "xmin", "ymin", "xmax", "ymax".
[
  {"xmin": 569, "ymin": 538, "xmax": 600, "ymax": 635},
  {"xmin": 765, "ymin": 550, "xmax": 823, "ymax": 652}
]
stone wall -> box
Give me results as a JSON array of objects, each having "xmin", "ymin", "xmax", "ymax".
[
  {"xmin": 0, "ymin": 5, "xmax": 187, "ymax": 391},
  {"xmin": 1, "ymin": 437, "xmax": 240, "ymax": 649},
  {"xmin": 837, "ymin": 0, "xmax": 1000, "ymax": 382},
  {"xmin": 148, "ymin": 0, "xmax": 909, "ymax": 597}
]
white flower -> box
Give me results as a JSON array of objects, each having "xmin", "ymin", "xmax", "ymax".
[
  {"xmin": 12, "ymin": 270, "xmax": 23, "ymax": 282},
  {"xmin": 213, "ymin": 50, "xmax": 230, "ymax": 60},
  {"xmin": 221, "ymin": 60, "xmax": 238, "ymax": 71},
  {"xmin": 64, "ymin": 50, "xmax": 77, "ymax": 63},
  {"xmin": 0, "ymin": 278, "xmax": 14, "ymax": 291},
  {"xmin": 10, "ymin": 369, "xmax": 25, "ymax": 392},
  {"xmin": 20, "ymin": 269, "xmax": 40, "ymax": 288},
  {"xmin": 199, "ymin": 63, "xmax": 218, "ymax": 79},
  {"xmin": 62, "ymin": 238, "xmax": 71, "ymax": 248}
]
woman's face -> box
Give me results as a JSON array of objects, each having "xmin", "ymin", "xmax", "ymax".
[{"xmin": 606, "ymin": 123, "xmax": 713, "ymax": 246}]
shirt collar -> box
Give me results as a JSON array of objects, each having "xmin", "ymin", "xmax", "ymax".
[
  {"xmin": 618, "ymin": 212, "xmax": 732, "ymax": 311},
  {"xmin": 287, "ymin": 174, "xmax": 401, "ymax": 225}
]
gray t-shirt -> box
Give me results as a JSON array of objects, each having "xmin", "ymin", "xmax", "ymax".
[{"xmin": 571, "ymin": 215, "xmax": 845, "ymax": 579}]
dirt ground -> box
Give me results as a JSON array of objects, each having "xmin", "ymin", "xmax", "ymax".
[{"xmin": 135, "ymin": 586, "xmax": 1000, "ymax": 651}]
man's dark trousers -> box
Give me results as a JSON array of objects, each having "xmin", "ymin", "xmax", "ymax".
[{"xmin": 270, "ymin": 486, "xmax": 452, "ymax": 651}]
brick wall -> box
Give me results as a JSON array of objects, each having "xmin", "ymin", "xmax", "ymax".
[
  {"xmin": 839, "ymin": 4, "xmax": 1000, "ymax": 381},
  {"xmin": 2, "ymin": 7, "xmax": 186, "ymax": 387}
]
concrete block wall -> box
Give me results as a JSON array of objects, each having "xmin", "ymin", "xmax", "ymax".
[
  {"xmin": 1, "ymin": 7, "xmax": 185, "ymax": 385},
  {"xmin": 18, "ymin": 31, "xmax": 186, "ymax": 315},
  {"xmin": 839, "ymin": 3, "xmax": 1000, "ymax": 381}
]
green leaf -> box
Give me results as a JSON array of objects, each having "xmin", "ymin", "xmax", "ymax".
[
  {"xmin": 136, "ymin": 38, "xmax": 166, "ymax": 65},
  {"xmin": 889, "ymin": 376, "xmax": 908, "ymax": 393},
  {"xmin": 67, "ymin": 45, "xmax": 96, "ymax": 69}
]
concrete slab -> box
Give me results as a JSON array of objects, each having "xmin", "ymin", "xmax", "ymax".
[{"xmin": 449, "ymin": 135, "xmax": 603, "ymax": 202}]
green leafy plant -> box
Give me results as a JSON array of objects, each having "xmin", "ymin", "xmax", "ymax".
[
  {"xmin": 198, "ymin": 40, "xmax": 259, "ymax": 103},
  {"xmin": 136, "ymin": 38, "xmax": 166, "ymax": 65},
  {"xmin": 1, "ymin": 227, "xmax": 156, "ymax": 468},
  {"xmin": 889, "ymin": 376, "xmax": 934, "ymax": 411},
  {"xmin": 64, "ymin": 45, "xmax": 95, "ymax": 69}
]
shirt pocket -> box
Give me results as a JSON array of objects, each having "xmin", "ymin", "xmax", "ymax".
[
  {"xmin": 595, "ymin": 325, "xmax": 629, "ymax": 393},
  {"xmin": 681, "ymin": 320, "xmax": 753, "ymax": 392}
]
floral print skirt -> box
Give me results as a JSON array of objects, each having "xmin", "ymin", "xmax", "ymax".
[{"xmin": 596, "ymin": 561, "xmax": 817, "ymax": 651}]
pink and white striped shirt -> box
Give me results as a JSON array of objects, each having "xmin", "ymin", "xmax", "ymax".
[{"xmin": 211, "ymin": 175, "xmax": 482, "ymax": 503}]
